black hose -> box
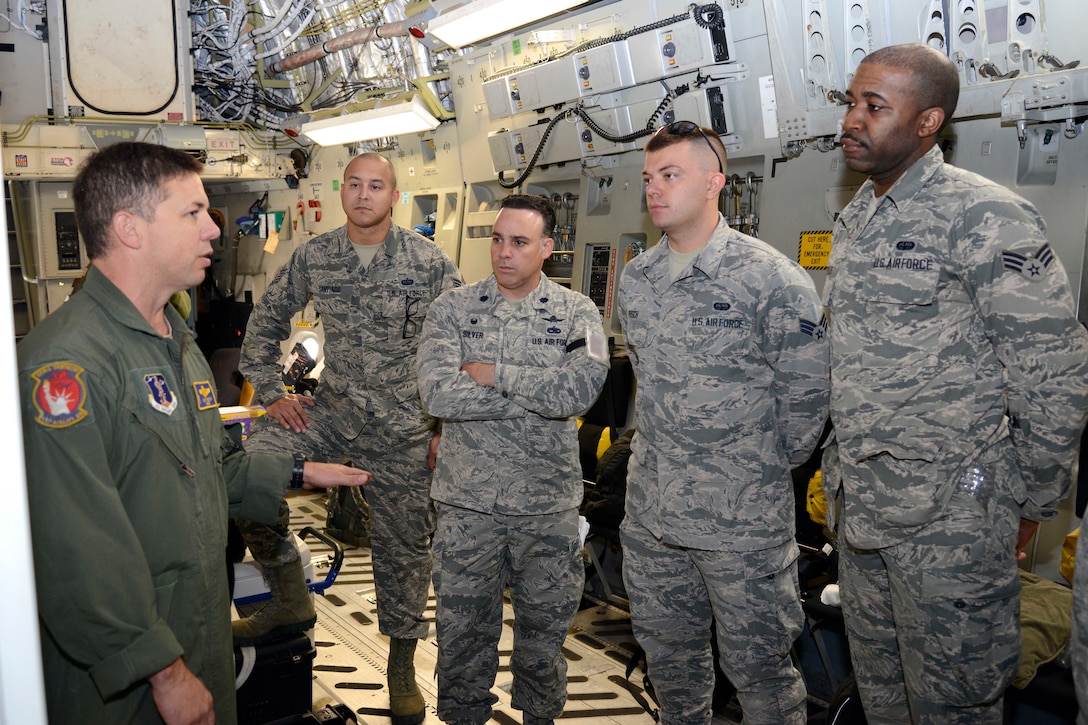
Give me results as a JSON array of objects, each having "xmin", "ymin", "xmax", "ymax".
[
  {"xmin": 498, "ymin": 110, "xmax": 577, "ymax": 189},
  {"xmin": 497, "ymin": 90, "xmax": 690, "ymax": 189},
  {"xmin": 494, "ymin": 2, "xmax": 724, "ymax": 187},
  {"xmin": 691, "ymin": 2, "xmax": 725, "ymax": 30}
]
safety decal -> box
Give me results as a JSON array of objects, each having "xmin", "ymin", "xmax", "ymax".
[
  {"xmin": 30, "ymin": 362, "xmax": 89, "ymax": 429},
  {"xmin": 193, "ymin": 381, "xmax": 218, "ymax": 410},
  {"xmin": 1001, "ymin": 242, "xmax": 1053, "ymax": 282},
  {"xmin": 145, "ymin": 373, "xmax": 178, "ymax": 415}
]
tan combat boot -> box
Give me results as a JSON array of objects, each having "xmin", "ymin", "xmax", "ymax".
[
  {"xmin": 232, "ymin": 558, "xmax": 317, "ymax": 646},
  {"xmin": 388, "ymin": 637, "xmax": 425, "ymax": 725}
]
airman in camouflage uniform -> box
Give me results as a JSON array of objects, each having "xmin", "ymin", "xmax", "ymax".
[
  {"xmin": 237, "ymin": 152, "xmax": 461, "ymax": 724},
  {"xmin": 824, "ymin": 44, "xmax": 1088, "ymax": 725},
  {"xmin": 618, "ymin": 123, "xmax": 829, "ymax": 725},
  {"xmin": 417, "ymin": 194, "xmax": 609, "ymax": 724}
]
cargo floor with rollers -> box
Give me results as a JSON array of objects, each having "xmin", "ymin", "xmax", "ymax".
[{"xmin": 232, "ymin": 489, "xmax": 845, "ymax": 725}]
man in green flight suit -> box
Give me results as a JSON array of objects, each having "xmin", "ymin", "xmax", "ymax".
[{"xmin": 18, "ymin": 141, "xmax": 369, "ymax": 725}]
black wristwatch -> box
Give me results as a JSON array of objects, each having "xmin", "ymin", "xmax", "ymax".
[{"xmin": 290, "ymin": 454, "xmax": 307, "ymax": 489}]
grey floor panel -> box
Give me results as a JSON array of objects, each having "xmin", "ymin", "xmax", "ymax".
[{"xmin": 278, "ymin": 491, "xmax": 742, "ymax": 725}]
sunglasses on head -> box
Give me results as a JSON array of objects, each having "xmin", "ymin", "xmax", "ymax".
[{"xmin": 654, "ymin": 121, "xmax": 724, "ymax": 174}]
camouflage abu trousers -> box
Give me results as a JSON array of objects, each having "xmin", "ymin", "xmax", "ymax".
[
  {"xmin": 838, "ymin": 455, "xmax": 1021, "ymax": 725},
  {"xmin": 620, "ymin": 519, "xmax": 807, "ymax": 725},
  {"xmin": 1072, "ymin": 514, "xmax": 1088, "ymax": 725},
  {"xmin": 431, "ymin": 503, "xmax": 584, "ymax": 723},
  {"xmin": 237, "ymin": 402, "xmax": 435, "ymax": 640}
]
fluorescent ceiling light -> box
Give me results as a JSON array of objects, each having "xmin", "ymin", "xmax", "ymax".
[
  {"xmin": 300, "ymin": 95, "xmax": 440, "ymax": 146},
  {"xmin": 428, "ymin": 0, "xmax": 585, "ymax": 50}
]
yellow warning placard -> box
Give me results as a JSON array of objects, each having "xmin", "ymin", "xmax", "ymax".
[{"xmin": 798, "ymin": 231, "xmax": 832, "ymax": 270}]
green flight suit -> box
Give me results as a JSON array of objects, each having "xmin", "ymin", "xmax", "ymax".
[{"xmin": 18, "ymin": 266, "xmax": 291, "ymax": 724}]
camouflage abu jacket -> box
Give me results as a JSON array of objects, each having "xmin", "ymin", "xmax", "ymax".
[
  {"xmin": 825, "ymin": 145, "xmax": 1088, "ymax": 547},
  {"xmin": 240, "ymin": 223, "xmax": 461, "ymax": 446},
  {"xmin": 618, "ymin": 216, "xmax": 830, "ymax": 551},
  {"xmin": 417, "ymin": 273, "xmax": 609, "ymax": 515}
]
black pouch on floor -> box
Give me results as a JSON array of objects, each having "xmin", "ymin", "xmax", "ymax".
[{"xmin": 235, "ymin": 633, "xmax": 317, "ymax": 725}]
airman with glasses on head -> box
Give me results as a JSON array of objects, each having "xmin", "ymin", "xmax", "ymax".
[{"xmin": 617, "ymin": 121, "xmax": 830, "ymax": 724}]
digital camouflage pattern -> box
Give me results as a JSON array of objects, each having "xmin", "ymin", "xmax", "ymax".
[
  {"xmin": 622, "ymin": 525, "xmax": 807, "ymax": 725},
  {"xmin": 418, "ymin": 273, "xmax": 609, "ymax": 515},
  {"xmin": 239, "ymin": 408, "xmax": 434, "ymax": 639},
  {"xmin": 239, "ymin": 222, "xmax": 461, "ymax": 639},
  {"xmin": 824, "ymin": 145, "xmax": 1088, "ymax": 723},
  {"xmin": 618, "ymin": 215, "xmax": 830, "ymax": 552},
  {"xmin": 241, "ymin": 224, "xmax": 462, "ymax": 448},
  {"xmin": 1072, "ymin": 522, "xmax": 1088, "ymax": 725},
  {"xmin": 838, "ymin": 471, "xmax": 1022, "ymax": 725},
  {"xmin": 617, "ymin": 217, "xmax": 828, "ymax": 724},
  {"xmin": 824, "ymin": 145, "xmax": 1088, "ymax": 546},
  {"xmin": 430, "ymin": 504, "xmax": 585, "ymax": 723},
  {"xmin": 417, "ymin": 273, "xmax": 608, "ymax": 722}
]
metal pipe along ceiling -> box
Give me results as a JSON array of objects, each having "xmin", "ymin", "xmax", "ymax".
[{"xmin": 268, "ymin": 19, "xmax": 416, "ymax": 75}]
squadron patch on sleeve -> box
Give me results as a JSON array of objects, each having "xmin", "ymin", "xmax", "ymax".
[
  {"xmin": 30, "ymin": 362, "xmax": 89, "ymax": 429},
  {"xmin": 144, "ymin": 373, "xmax": 178, "ymax": 415},
  {"xmin": 1001, "ymin": 242, "xmax": 1054, "ymax": 282},
  {"xmin": 193, "ymin": 380, "xmax": 218, "ymax": 410}
]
